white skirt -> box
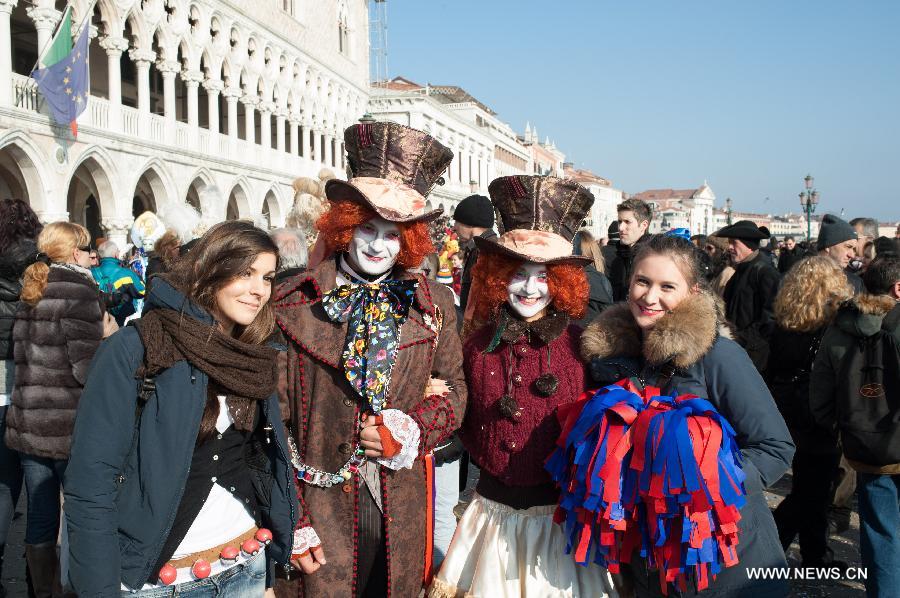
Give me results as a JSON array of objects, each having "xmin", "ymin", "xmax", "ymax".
[{"xmin": 430, "ymin": 494, "xmax": 618, "ymax": 598}]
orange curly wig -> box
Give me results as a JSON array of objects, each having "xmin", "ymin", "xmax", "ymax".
[
  {"xmin": 470, "ymin": 251, "xmax": 588, "ymax": 320},
  {"xmin": 315, "ymin": 198, "xmax": 435, "ymax": 270}
]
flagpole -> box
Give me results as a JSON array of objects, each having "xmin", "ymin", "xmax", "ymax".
[
  {"xmin": 28, "ymin": 0, "xmax": 97, "ymax": 76},
  {"xmin": 29, "ymin": 2, "xmax": 71, "ymax": 74}
]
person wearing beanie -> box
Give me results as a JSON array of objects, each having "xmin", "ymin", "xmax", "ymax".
[
  {"xmin": 601, "ymin": 220, "xmax": 619, "ymax": 273},
  {"xmin": 817, "ymin": 214, "xmax": 864, "ymax": 294},
  {"xmin": 715, "ymin": 220, "xmax": 781, "ymax": 372},
  {"xmin": 453, "ymin": 195, "xmax": 497, "ymax": 317}
]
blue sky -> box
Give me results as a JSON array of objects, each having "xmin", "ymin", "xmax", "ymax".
[{"xmin": 384, "ymin": 1, "xmax": 899, "ymax": 221}]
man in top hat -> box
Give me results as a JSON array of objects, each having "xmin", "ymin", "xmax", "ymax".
[
  {"xmin": 818, "ymin": 213, "xmax": 863, "ymax": 293},
  {"xmin": 452, "ymin": 194, "xmax": 497, "ymax": 317},
  {"xmin": 273, "ymin": 122, "xmax": 466, "ymax": 597},
  {"xmin": 715, "ymin": 219, "xmax": 781, "ymax": 372}
]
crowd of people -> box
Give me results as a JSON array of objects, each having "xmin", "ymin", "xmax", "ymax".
[{"xmin": 0, "ymin": 121, "xmax": 898, "ymax": 598}]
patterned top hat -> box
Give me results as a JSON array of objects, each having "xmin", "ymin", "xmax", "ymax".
[
  {"xmin": 475, "ymin": 175, "xmax": 595, "ymax": 265},
  {"xmin": 324, "ymin": 122, "xmax": 454, "ymax": 222}
]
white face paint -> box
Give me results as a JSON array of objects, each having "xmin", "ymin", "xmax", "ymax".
[
  {"xmin": 507, "ymin": 262, "xmax": 551, "ymax": 321},
  {"xmin": 346, "ymin": 216, "xmax": 402, "ymax": 276}
]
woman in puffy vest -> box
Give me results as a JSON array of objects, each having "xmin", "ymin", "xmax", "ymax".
[
  {"xmin": 5, "ymin": 221, "xmax": 116, "ymax": 597},
  {"xmin": 580, "ymin": 234, "xmax": 795, "ymax": 597}
]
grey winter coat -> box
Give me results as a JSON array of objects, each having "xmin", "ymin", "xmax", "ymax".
[
  {"xmin": 5, "ymin": 264, "xmax": 104, "ymax": 460},
  {"xmin": 581, "ymin": 292, "xmax": 794, "ymax": 597}
]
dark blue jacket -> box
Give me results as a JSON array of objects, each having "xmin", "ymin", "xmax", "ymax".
[
  {"xmin": 64, "ymin": 279, "xmax": 297, "ymax": 597},
  {"xmin": 581, "ymin": 295, "xmax": 794, "ymax": 597}
]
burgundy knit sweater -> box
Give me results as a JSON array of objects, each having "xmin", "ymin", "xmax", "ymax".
[{"xmin": 461, "ymin": 321, "xmax": 587, "ymax": 488}]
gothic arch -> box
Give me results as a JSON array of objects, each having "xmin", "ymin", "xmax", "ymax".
[
  {"xmin": 0, "ymin": 131, "xmax": 49, "ymax": 214},
  {"xmin": 68, "ymin": 146, "xmax": 119, "ymax": 219},
  {"xmin": 225, "ymin": 178, "xmax": 252, "ymax": 220},
  {"xmin": 131, "ymin": 157, "xmax": 177, "ymax": 215}
]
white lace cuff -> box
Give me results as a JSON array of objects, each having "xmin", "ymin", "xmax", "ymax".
[
  {"xmin": 292, "ymin": 526, "xmax": 321, "ymax": 556},
  {"xmin": 376, "ymin": 409, "xmax": 421, "ymax": 471}
]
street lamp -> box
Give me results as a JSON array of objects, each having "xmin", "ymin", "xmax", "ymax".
[
  {"xmin": 725, "ymin": 197, "xmax": 733, "ymax": 225},
  {"xmin": 799, "ymin": 174, "xmax": 819, "ymax": 242}
]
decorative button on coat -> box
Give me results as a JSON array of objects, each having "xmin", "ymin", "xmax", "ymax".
[{"xmin": 338, "ymin": 442, "xmax": 351, "ymax": 455}]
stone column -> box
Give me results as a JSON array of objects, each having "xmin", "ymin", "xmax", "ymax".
[
  {"xmin": 242, "ymin": 94, "xmax": 259, "ymax": 145},
  {"xmin": 203, "ymin": 78, "xmax": 224, "ymax": 135},
  {"xmin": 156, "ymin": 59, "xmax": 180, "ymax": 123},
  {"xmin": 0, "ymin": 0, "xmax": 17, "ymax": 107},
  {"xmin": 258, "ymin": 101, "xmax": 273, "ymax": 149},
  {"xmin": 288, "ymin": 117, "xmax": 300, "ymax": 156},
  {"xmin": 99, "ymin": 36, "xmax": 128, "ymax": 131},
  {"xmin": 182, "ymin": 69, "xmax": 203, "ymax": 129},
  {"xmin": 302, "ymin": 120, "xmax": 313, "ymax": 158},
  {"xmin": 275, "ymin": 111, "xmax": 287, "ymax": 152},
  {"xmin": 26, "ymin": 5, "xmax": 60, "ymax": 67},
  {"xmin": 102, "ymin": 217, "xmax": 133, "ymax": 250},
  {"xmin": 313, "ymin": 128, "xmax": 323, "ymax": 164},
  {"xmin": 323, "ymin": 132, "xmax": 333, "ymax": 168},
  {"xmin": 222, "ymin": 86, "xmax": 241, "ymax": 140},
  {"xmin": 129, "ymin": 49, "xmax": 155, "ymax": 136}
]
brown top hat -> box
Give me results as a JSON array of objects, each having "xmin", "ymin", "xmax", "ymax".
[
  {"xmin": 475, "ymin": 175, "xmax": 595, "ymax": 265},
  {"xmin": 324, "ymin": 122, "xmax": 454, "ymax": 222}
]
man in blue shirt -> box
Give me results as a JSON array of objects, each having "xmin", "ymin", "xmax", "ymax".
[{"xmin": 92, "ymin": 241, "xmax": 145, "ymax": 325}]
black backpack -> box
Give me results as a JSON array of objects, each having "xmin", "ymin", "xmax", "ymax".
[{"xmin": 836, "ymin": 307, "xmax": 900, "ymax": 466}]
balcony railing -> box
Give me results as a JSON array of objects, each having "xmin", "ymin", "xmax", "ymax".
[{"xmin": 6, "ymin": 72, "xmax": 313, "ymax": 176}]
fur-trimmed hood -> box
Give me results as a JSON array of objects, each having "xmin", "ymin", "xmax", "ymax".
[
  {"xmin": 581, "ymin": 291, "xmax": 731, "ymax": 369},
  {"xmin": 835, "ymin": 293, "xmax": 899, "ymax": 339}
]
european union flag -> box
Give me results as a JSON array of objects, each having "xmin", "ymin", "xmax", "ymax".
[{"xmin": 32, "ymin": 20, "xmax": 89, "ymax": 137}]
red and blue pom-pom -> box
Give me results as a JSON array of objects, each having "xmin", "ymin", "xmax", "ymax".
[{"xmin": 545, "ymin": 381, "xmax": 746, "ymax": 595}]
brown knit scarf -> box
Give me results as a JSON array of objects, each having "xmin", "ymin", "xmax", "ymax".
[{"xmin": 135, "ymin": 308, "xmax": 277, "ymax": 431}]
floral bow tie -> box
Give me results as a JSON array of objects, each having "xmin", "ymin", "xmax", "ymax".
[{"xmin": 322, "ymin": 280, "xmax": 418, "ymax": 413}]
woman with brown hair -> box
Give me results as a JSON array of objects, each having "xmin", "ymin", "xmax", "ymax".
[
  {"xmin": 767, "ymin": 256, "xmax": 855, "ymax": 569},
  {"xmin": 5, "ymin": 221, "xmax": 115, "ymax": 597},
  {"xmin": 64, "ymin": 220, "xmax": 298, "ymax": 596}
]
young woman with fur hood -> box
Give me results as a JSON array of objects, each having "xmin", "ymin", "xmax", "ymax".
[{"xmin": 580, "ymin": 234, "xmax": 795, "ymax": 597}]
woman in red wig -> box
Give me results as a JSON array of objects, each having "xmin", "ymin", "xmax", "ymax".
[{"xmin": 431, "ymin": 176, "xmax": 616, "ymax": 597}]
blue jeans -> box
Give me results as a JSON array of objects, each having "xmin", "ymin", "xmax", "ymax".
[
  {"xmin": 433, "ymin": 457, "xmax": 460, "ymax": 568},
  {"xmin": 20, "ymin": 454, "xmax": 67, "ymax": 545},
  {"xmin": 0, "ymin": 406, "xmax": 24, "ymax": 566},
  {"xmin": 857, "ymin": 472, "xmax": 900, "ymax": 598},
  {"xmin": 122, "ymin": 550, "xmax": 266, "ymax": 597}
]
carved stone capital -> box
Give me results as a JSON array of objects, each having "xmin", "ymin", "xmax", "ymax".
[
  {"xmin": 155, "ymin": 59, "xmax": 181, "ymax": 75},
  {"xmin": 99, "ymin": 35, "xmax": 129, "ymax": 56},
  {"xmin": 241, "ymin": 94, "xmax": 260, "ymax": 107},
  {"xmin": 0, "ymin": 0, "xmax": 19, "ymax": 16},
  {"xmin": 181, "ymin": 69, "xmax": 204, "ymax": 85},
  {"xmin": 129, "ymin": 48, "xmax": 156, "ymax": 66},
  {"xmin": 202, "ymin": 78, "xmax": 225, "ymax": 93},
  {"xmin": 26, "ymin": 6, "xmax": 60, "ymax": 28},
  {"xmin": 222, "ymin": 86, "xmax": 243, "ymax": 100}
]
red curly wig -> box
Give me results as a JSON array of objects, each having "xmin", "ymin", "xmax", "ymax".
[
  {"xmin": 315, "ymin": 198, "xmax": 435, "ymax": 270},
  {"xmin": 470, "ymin": 251, "xmax": 588, "ymax": 320}
]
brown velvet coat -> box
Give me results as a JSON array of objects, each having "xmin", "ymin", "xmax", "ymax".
[{"xmin": 273, "ymin": 258, "xmax": 466, "ymax": 598}]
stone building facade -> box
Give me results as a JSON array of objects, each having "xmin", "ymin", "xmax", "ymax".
[{"xmin": 0, "ymin": 0, "xmax": 369, "ymax": 247}]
